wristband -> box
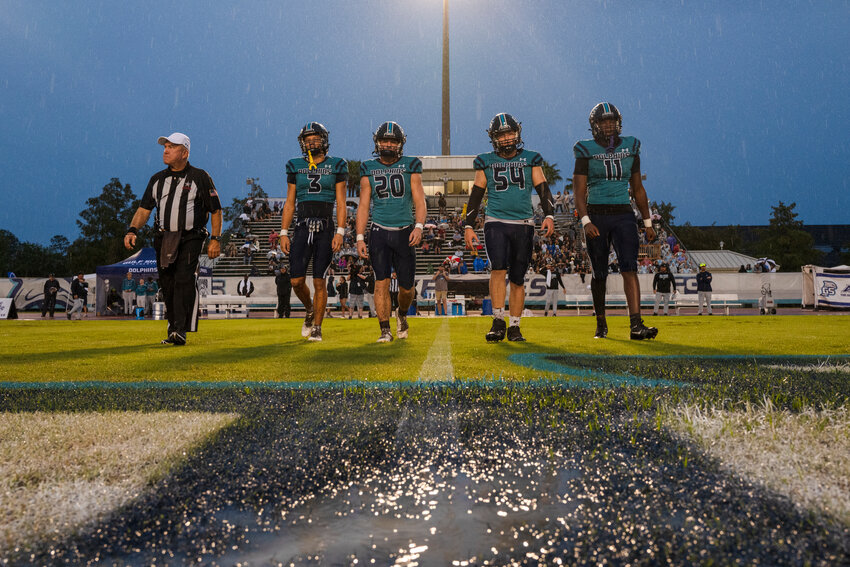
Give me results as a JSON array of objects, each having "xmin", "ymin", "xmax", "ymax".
[
  {"xmin": 544, "ymin": 215, "xmax": 554, "ymax": 220},
  {"xmin": 580, "ymin": 215, "xmax": 591, "ymax": 227},
  {"xmin": 209, "ymin": 235, "xmax": 220, "ymax": 241},
  {"xmin": 414, "ymin": 223, "xmax": 424, "ymax": 230},
  {"xmin": 336, "ymin": 227, "xmax": 345, "ymax": 236},
  {"xmin": 643, "ymin": 218, "xmax": 653, "ymax": 228},
  {"xmin": 126, "ymin": 226, "xmax": 138, "ymax": 235},
  {"xmin": 356, "ymin": 234, "xmax": 365, "ymax": 242},
  {"xmin": 464, "ymin": 225, "xmax": 474, "ymax": 231},
  {"xmin": 280, "ymin": 229, "xmax": 288, "ymax": 237}
]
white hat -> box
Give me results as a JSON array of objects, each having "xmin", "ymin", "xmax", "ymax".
[{"xmin": 157, "ymin": 132, "xmax": 190, "ymax": 152}]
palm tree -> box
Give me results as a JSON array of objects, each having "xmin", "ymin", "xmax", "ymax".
[{"xmin": 541, "ymin": 161, "xmax": 562, "ymax": 187}]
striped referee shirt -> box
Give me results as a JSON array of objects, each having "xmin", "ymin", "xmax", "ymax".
[{"xmin": 140, "ymin": 163, "xmax": 222, "ymax": 232}]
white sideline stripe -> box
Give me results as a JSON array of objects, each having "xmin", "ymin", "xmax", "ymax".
[{"xmin": 418, "ymin": 318, "xmax": 453, "ymax": 381}]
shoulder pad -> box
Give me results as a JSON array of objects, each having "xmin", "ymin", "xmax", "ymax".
[
  {"xmin": 529, "ymin": 151, "xmax": 543, "ymax": 167},
  {"xmin": 409, "ymin": 157, "xmax": 423, "ymax": 173},
  {"xmin": 473, "ymin": 155, "xmax": 487, "ymax": 170},
  {"xmin": 573, "ymin": 142, "xmax": 593, "ymax": 159},
  {"xmin": 285, "ymin": 160, "xmax": 298, "ymax": 174}
]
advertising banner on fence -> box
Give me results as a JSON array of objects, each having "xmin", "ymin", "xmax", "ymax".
[{"xmin": 813, "ymin": 267, "xmax": 850, "ymax": 309}]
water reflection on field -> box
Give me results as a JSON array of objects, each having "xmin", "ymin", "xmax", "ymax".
[
  {"xmin": 11, "ymin": 377, "xmax": 849, "ymax": 566},
  {"xmin": 221, "ymin": 409, "xmax": 585, "ymax": 565}
]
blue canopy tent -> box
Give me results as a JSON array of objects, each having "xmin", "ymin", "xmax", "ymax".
[
  {"xmin": 95, "ymin": 248, "xmax": 159, "ymax": 315},
  {"xmin": 95, "ymin": 248, "xmax": 211, "ymax": 315}
]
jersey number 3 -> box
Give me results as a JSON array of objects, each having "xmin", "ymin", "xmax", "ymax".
[
  {"xmin": 374, "ymin": 173, "xmax": 405, "ymax": 199},
  {"xmin": 307, "ymin": 173, "xmax": 322, "ymax": 193}
]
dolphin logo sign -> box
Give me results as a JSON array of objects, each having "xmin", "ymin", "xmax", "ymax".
[{"xmin": 820, "ymin": 281, "xmax": 838, "ymax": 297}]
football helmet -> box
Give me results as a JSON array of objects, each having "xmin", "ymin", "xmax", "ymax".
[
  {"xmin": 298, "ymin": 122, "xmax": 330, "ymax": 158},
  {"xmin": 589, "ymin": 102, "xmax": 622, "ymax": 148},
  {"xmin": 373, "ymin": 121, "xmax": 406, "ymax": 160},
  {"xmin": 487, "ymin": 113, "xmax": 523, "ymax": 156}
]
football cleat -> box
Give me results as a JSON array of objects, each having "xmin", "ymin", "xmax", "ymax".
[
  {"xmin": 486, "ymin": 318, "xmax": 507, "ymax": 342},
  {"xmin": 377, "ymin": 329, "xmax": 394, "ymax": 343},
  {"xmin": 630, "ymin": 320, "xmax": 659, "ymax": 340},
  {"xmin": 170, "ymin": 331, "xmax": 186, "ymax": 346},
  {"xmin": 507, "ymin": 325, "xmax": 526, "ymax": 342},
  {"xmin": 396, "ymin": 315, "xmax": 409, "ymax": 339},
  {"xmin": 301, "ymin": 310, "xmax": 314, "ymax": 338},
  {"xmin": 307, "ymin": 326, "xmax": 323, "ymax": 342},
  {"xmin": 594, "ymin": 320, "xmax": 608, "ymax": 339}
]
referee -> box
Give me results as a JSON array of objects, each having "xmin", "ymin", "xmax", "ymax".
[{"xmin": 124, "ymin": 132, "xmax": 222, "ymax": 345}]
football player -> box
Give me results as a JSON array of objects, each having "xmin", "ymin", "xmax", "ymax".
[
  {"xmin": 281, "ymin": 122, "xmax": 348, "ymax": 342},
  {"xmin": 464, "ymin": 113, "xmax": 555, "ymax": 342},
  {"xmin": 356, "ymin": 122, "xmax": 426, "ymax": 343},
  {"xmin": 573, "ymin": 102, "xmax": 658, "ymax": 340}
]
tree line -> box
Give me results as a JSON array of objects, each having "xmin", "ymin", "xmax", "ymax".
[{"xmin": 656, "ymin": 200, "xmax": 830, "ymax": 272}]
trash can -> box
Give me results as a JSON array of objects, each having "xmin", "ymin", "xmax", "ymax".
[
  {"xmin": 481, "ymin": 298, "xmax": 493, "ymax": 316},
  {"xmin": 152, "ymin": 302, "xmax": 165, "ymax": 320},
  {"xmin": 451, "ymin": 301, "xmax": 464, "ymax": 316},
  {"xmin": 408, "ymin": 302, "xmax": 417, "ymax": 316},
  {"xmin": 134, "ymin": 307, "xmax": 145, "ymax": 319}
]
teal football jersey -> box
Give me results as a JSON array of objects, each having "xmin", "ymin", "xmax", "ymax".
[
  {"xmin": 473, "ymin": 149, "xmax": 543, "ymax": 221},
  {"xmin": 285, "ymin": 156, "xmax": 348, "ymax": 203},
  {"xmin": 573, "ymin": 136, "xmax": 640, "ymax": 205},
  {"xmin": 360, "ymin": 156, "xmax": 422, "ymax": 227}
]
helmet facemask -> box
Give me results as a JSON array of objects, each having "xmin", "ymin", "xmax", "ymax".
[
  {"xmin": 372, "ymin": 122, "xmax": 406, "ymax": 161},
  {"xmin": 298, "ymin": 123, "xmax": 330, "ymax": 159},
  {"xmin": 488, "ymin": 113, "xmax": 523, "ymax": 157},
  {"xmin": 589, "ymin": 103, "xmax": 622, "ymax": 151}
]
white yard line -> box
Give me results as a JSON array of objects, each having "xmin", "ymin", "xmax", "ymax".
[
  {"xmin": 418, "ymin": 318, "xmax": 454, "ymax": 381},
  {"xmin": 665, "ymin": 403, "xmax": 850, "ymax": 525},
  {"xmin": 0, "ymin": 411, "xmax": 237, "ymax": 555}
]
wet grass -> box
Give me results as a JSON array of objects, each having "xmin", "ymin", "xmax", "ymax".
[
  {"xmin": 0, "ymin": 315, "xmax": 848, "ymax": 383},
  {"xmin": 1, "ymin": 316, "xmax": 849, "ymax": 563},
  {"xmin": 1, "ymin": 355, "xmax": 848, "ymax": 565}
]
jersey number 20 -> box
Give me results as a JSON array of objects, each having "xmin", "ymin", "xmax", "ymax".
[{"xmin": 374, "ymin": 173, "xmax": 405, "ymax": 199}]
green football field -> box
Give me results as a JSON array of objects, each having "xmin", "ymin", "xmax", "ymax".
[
  {"xmin": 2, "ymin": 314, "xmax": 849, "ymax": 564},
  {"xmin": 1, "ymin": 315, "xmax": 848, "ymax": 383}
]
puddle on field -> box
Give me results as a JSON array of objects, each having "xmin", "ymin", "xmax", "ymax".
[
  {"xmin": 217, "ymin": 461, "xmax": 582, "ymax": 565},
  {"xmin": 212, "ymin": 408, "xmax": 586, "ymax": 566}
]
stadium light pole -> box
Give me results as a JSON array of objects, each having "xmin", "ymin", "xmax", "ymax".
[{"xmin": 441, "ymin": 0, "xmax": 450, "ymax": 155}]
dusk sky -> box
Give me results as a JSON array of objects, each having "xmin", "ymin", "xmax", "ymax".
[{"xmin": 2, "ymin": 1, "xmax": 848, "ymax": 245}]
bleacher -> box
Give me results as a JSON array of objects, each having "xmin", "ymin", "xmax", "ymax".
[
  {"xmin": 205, "ymin": 196, "xmax": 702, "ymax": 278},
  {"xmin": 207, "ymin": 205, "xmax": 587, "ymax": 277}
]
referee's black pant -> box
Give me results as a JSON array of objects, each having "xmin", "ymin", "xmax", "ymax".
[
  {"xmin": 155, "ymin": 233, "xmax": 203, "ymax": 336},
  {"xmin": 277, "ymin": 290, "xmax": 291, "ymax": 318},
  {"xmin": 41, "ymin": 293, "xmax": 57, "ymax": 317}
]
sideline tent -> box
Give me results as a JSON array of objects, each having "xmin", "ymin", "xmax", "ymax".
[
  {"xmin": 95, "ymin": 248, "xmax": 158, "ymax": 315},
  {"xmin": 95, "ymin": 248, "xmax": 213, "ymax": 315}
]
